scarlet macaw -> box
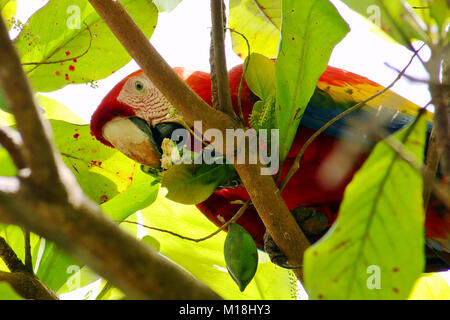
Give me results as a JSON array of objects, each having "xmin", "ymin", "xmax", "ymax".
[{"xmin": 90, "ymin": 64, "xmax": 450, "ymax": 270}]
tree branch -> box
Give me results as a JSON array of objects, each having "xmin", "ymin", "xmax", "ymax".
[
  {"xmin": 209, "ymin": 0, "xmax": 236, "ymax": 118},
  {"xmin": 0, "ymin": 23, "xmax": 62, "ymax": 194},
  {"xmin": 426, "ymin": 45, "xmax": 450, "ymax": 184},
  {"xmin": 0, "ymin": 236, "xmax": 58, "ymax": 300},
  {"xmin": 0, "ymin": 270, "xmax": 58, "ymax": 300},
  {"xmin": 0, "ymin": 17, "xmax": 221, "ymax": 300},
  {"xmin": 87, "ymin": 0, "xmax": 311, "ymax": 281}
]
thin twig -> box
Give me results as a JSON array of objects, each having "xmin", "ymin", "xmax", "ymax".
[
  {"xmin": 384, "ymin": 62, "xmax": 450, "ymax": 89},
  {"xmin": 116, "ymin": 200, "xmax": 251, "ymax": 243},
  {"xmin": 22, "ymin": 23, "xmax": 93, "ymax": 67},
  {"xmin": 226, "ymin": 28, "xmax": 251, "ymax": 123},
  {"xmin": 279, "ymin": 44, "xmax": 425, "ymax": 192},
  {"xmin": 23, "ymin": 229, "xmax": 33, "ymax": 274}
]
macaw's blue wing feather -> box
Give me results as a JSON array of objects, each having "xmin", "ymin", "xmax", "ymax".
[{"xmin": 301, "ymin": 66, "xmax": 433, "ymax": 141}]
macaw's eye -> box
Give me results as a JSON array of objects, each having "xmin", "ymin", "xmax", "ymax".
[{"xmin": 134, "ymin": 81, "xmax": 144, "ymax": 91}]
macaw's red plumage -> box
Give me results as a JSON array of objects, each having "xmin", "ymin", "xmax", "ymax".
[{"xmin": 90, "ymin": 64, "xmax": 450, "ymax": 267}]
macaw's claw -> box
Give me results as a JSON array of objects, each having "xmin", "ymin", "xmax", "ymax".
[{"xmin": 264, "ymin": 206, "xmax": 329, "ymax": 269}]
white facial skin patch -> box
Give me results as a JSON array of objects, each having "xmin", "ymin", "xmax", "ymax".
[{"xmin": 117, "ymin": 75, "xmax": 178, "ymax": 126}]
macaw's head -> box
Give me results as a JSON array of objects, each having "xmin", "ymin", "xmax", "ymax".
[{"xmin": 90, "ymin": 70, "xmax": 185, "ymax": 168}]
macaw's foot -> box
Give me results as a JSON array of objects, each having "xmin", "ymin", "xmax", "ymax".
[{"xmin": 264, "ymin": 206, "xmax": 329, "ymax": 269}]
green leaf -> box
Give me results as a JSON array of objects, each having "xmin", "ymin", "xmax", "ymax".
[
  {"xmin": 35, "ymin": 240, "xmax": 82, "ymax": 292},
  {"xmin": 50, "ymin": 120, "xmax": 135, "ymax": 205},
  {"xmin": 152, "ymin": 0, "xmax": 183, "ymax": 12},
  {"xmin": 248, "ymin": 100, "xmax": 276, "ymax": 132},
  {"xmin": 1, "ymin": 0, "xmax": 16, "ymax": 30},
  {"xmin": 429, "ymin": 0, "xmax": 450, "ymax": 33},
  {"xmin": 245, "ymin": 53, "xmax": 276, "ymax": 101},
  {"xmin": 224, "ymin": 223, "xmax": 258, "ymax": 292},
  {"xmin": 0, "ymin": 282, "xmax": 23, "ymax": 300},
  {"xmin": 16, "ymin": 0, "xmax": 158, "ymax": 92},
  {"xmin": 161, "ymin": 163, "xmax": 235, "ymax": 205},
  {"xmin": 275, "ymin": 0, "xmax": 349, "ymax": 162},
  {"xmin": 37, "ymin": 95, "xmax": 85, "ymax": 124},
  {"xmin": 57, "ymin": 265, "xmax": 100, "ymax": 295},
  {"xmin": 229, "ymin": 0, "xmax": 281, "ymax": 59},
  {"xmin": 0, "ymin": 93, "xmax": 84, "ymax": 126},
  {"xmin": 304, "ymin": 115, "xmax": 427, "ymax": 300},
  {"xmin": 101, "ymin": 168, "xmax": 159, "ymax": 221},
  {"xmin": 0, "ymin": 225, "xmax": 40, "ymax": 272},
  {"xmin": 141, "ymin": 190, "xmax": 297, "ymax": 300},
  {"xmin": 341, "ymin": 0, "xmax": 429, "ymax": 48}
]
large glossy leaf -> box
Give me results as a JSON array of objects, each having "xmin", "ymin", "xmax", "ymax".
[
  {"xmin": 141, "ymin": 189, "xmax": 297, "ymax": 300},
  {"xmin": 15, "ymin": 0, "xmax": 157, "ymax": 92},
  {"xmin": 51, "ymin": 120, "xmax": 136, "ymax": 204},
  {"xmin": 304, "ymin": 116, "xmax": 427, "ymax": 299},
  {"xmin": 341, "ymin": 0, "xmax": 430, "ymax": 48},
  {"xmin": 229, "ymin": 0, "xmax": 281, "ymax": 59},
  {"xmin": 275, "ymin": 0, "xmax": 349, "ymax": 162}
]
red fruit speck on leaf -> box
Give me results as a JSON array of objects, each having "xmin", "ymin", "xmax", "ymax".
[
  {"xmin": 69, "ymin": 65, "xmax": 75, "ymax": 71},
  {"xmin": 55, "ymin": 71, "xmax": 60, "ymax": 76},
  {"xmin": 73, "ymin": 133, "xmax": 80, "ymax": 139},
  {"xmin": 100, "ymin": 194, "xmax": 109, "ymax": 203},
  {"xmin": 65, "ymin": 74, "xmax": 69, "ymax": 81},
  {"xmin": 73, "ymin": 58, "xmax": 77, "ymax": 63},
  {"xmin": 393, "ymin": 288, "xmax": 399, "ymax": 294},
  {"xmin": 65, "ymin": 51, "xmax": 70, "ymax": 56}
]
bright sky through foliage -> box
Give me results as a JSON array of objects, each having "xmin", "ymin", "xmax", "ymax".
[{"xmin": 16, "ymin": 0, "xmax": 431, "ymax": 123}]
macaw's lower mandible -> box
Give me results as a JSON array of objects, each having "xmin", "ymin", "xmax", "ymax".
[{"xmin": 90, "ymin": 63, "xmax": 450, "ymax": 271}]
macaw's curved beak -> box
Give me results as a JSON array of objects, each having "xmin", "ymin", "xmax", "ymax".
[{"xmin": 102, "ymin": 117, "xmax": 184, "ymax": 169}]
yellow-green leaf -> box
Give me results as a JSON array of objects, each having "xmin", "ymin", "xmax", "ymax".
[{"xmin": 304, "ymin": 115, "xmax": 427, "ymax": 300}]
